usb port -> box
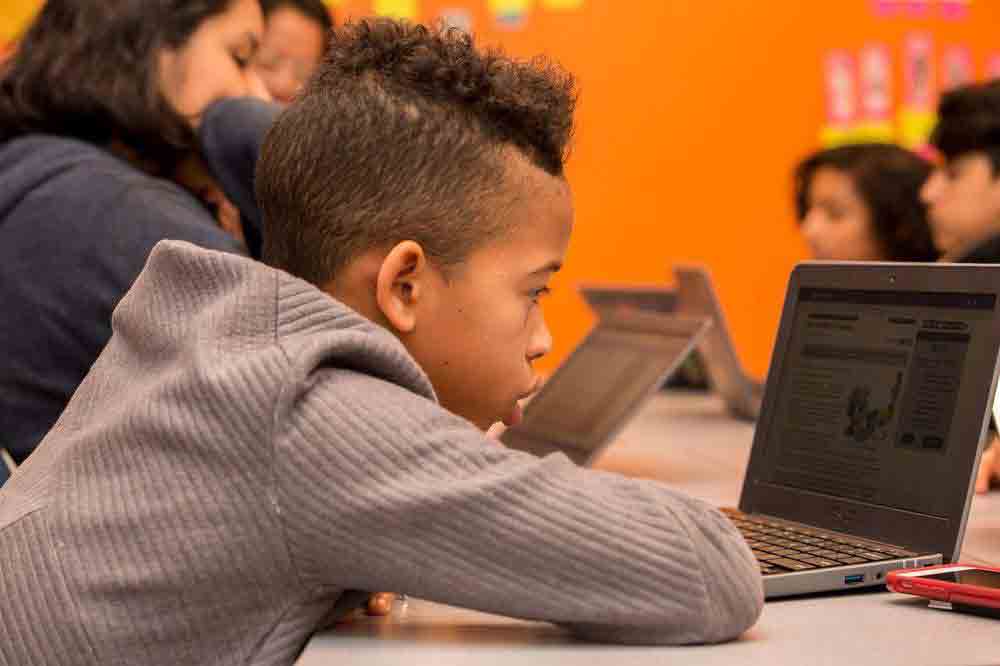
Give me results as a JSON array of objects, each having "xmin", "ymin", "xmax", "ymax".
[{"xmin": 844, "ymin": 574, "xmax": 865, "ymax": 585}]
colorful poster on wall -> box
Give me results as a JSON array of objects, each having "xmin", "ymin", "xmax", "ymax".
[
  {"xmin": 820, "ymin": 51, "xmax": 858, "ymax": 147},
  {"xmin": 490, "ymin": 0, "xmax": 533, "ymax": 29},
  {"xmin": 899, "ymin": 33, "xmax": 937, "ymax": 151},
  {"xmin": 942, "ymin": 46, "xmax": 973, "ymax": 91},
  {"xmin": 857, "ymin": 44, "xmax": 894, "ymax": 142},
  {"xmin": 374, "ymin": 0, "xmax": 418, "ymax": 20}
]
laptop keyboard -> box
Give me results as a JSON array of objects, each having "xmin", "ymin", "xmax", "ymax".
[{"xmin": 721, "ymin": 508, "xmax": 917, "ymax": 576}]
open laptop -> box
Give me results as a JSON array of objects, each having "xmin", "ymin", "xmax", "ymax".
[
  {"xmin": 578, "ymin": 283, "xmax": 709, "ymax": 390},
  {"xmin": 501, "ymin": 311, "xmax": 710, "ymax": 466},
  {"xmin": 674, "ymin": 265, "xmax": 764, "ymax": 421},
  {"xmin": 578, "ymin": 267, "xmax": 762, "ymax": 419},
  {"xmin": 731, "ymin": 261, "xmax": 1000, "ymax": 597}
]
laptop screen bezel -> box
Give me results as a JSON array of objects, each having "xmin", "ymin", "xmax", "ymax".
[
  {"xmin": 578, "ymin": 284, "xmax": 678, "ymax": 316},
  {"xmin": 740, "ymin": 261, "xmax": 1000, "ymax": 561}
]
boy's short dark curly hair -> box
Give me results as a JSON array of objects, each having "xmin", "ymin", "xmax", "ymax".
[
  {"xmin": 256, "ymin": 18, "xmax": 577, "ymax": 287},
  {"xmin": 931, "ymin": 80, "xmax": 1000, "ymax": 172}
]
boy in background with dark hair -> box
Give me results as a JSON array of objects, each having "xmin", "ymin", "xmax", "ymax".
[
  {"xmin": 921, "ymin": 79, "xmax": 1000, "ymax": 492},
  {"xmin": 0, "ymin": 19, "xmax": 762, "ymax": 665},
  {"xmin": 922, "ymin": 79, "xmax": 1000, "ymax": 260}
]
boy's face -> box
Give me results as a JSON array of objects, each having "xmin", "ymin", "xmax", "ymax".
[
  {"xmin": 400, "ymin": 160, "xmax": 574, "ymax": 430},
  {"xmin": 921, "ymin": 152, "xmax": 1000, "ymax": 254}
]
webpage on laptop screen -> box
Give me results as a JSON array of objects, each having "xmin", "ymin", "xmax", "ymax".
[{"xmin": 763, "ymin": 288, "xmax": 995, "ymax": 518}]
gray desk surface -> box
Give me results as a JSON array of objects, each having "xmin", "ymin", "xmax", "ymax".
[{"xmin": 297, "ymin": 393, "xmax": 1000, "ymax": 666}]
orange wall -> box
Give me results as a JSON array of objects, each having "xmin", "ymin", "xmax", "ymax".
[{"xmin": 5, "ymin": 1, "xmax": 1000, "ymax": 377}]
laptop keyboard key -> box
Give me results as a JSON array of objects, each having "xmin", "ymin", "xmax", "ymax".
[
  {"xmin": 857, "ymin": 551, "xmax": 890, "ymax": 561},
  {"xmin": 797, "ymin": 557, "xmax": 840, "ymax": 568},
  {"xmin": 770, "ymin": 558, "xmax": 816, "ymax": 571},
  {"xmin": 771, "ymin": 549, "xmax": 801, "ymax": 557},
  {"xmin": 839, "ymin": 556, "xmax": 867, "ymax": 565},
  {"xmin": 883, "ymin": 547, "xmax": 916, "ymax": 558},
  {"xmin": 814, "ymin": 550, "xmax": 855, "ymax": 562}
]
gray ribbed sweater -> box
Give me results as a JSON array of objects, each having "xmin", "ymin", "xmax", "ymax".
[{"xmin": 0, "ymin": 241, "xmax": 763, "ymax": 665}]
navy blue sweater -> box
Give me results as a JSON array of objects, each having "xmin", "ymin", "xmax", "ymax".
[{"xmin": 0, "ymin": 136, "xmax": 244, "ymax": 462}]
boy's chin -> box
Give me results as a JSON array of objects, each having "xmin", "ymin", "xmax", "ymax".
[
  {"xmin": 479, "ymin": 402, "xmax": 523, "ymax": 438},
  {"xmin": 502, "ymin": 401, "xmax": 524, "ymax": 427}
]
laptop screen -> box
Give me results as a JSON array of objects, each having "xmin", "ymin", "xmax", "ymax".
[
  {"xmin": 510, "ymin": 325, "xmax": 698, "ymax": 458},
  {"xmin": 756, "ymin": 287, "xmax": 996, "ymax": 520}
]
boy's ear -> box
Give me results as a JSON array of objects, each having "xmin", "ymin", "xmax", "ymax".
[{"xmin": 375, "ymin": 241, "xmax": 428, "ymax": 334}]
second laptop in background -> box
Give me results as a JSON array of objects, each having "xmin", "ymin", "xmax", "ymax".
[
  {"xmin": 579, "ymin": 264, "xmax": 762, "ymax": 420},
  {"xmin": 501, "ymin": 311, "xmax": 710, "ymax": 466}
]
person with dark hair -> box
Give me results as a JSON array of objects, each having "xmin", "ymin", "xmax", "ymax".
[
  {"xmin": 921, "ymin": 80, "xmax": 1000, "ymax": 261},
  {"xmin": 794, "ymin": 143, "xmax": 938, "ymax": 262},
  {"xmin": 0, "ymin": 19, "xmax": 762, "ymax": 664},
  {"xmin": 0, "ymin": 0, "xmax": 266, "ymax": 466},
  {"xmin": 252, "ymin": 0, "xmax": 332, "ymax": 104},
  {"xmin": 921, "ymin": 79, "xmax": 1000, "ymax": 493}
]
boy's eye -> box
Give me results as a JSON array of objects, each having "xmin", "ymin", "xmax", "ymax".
[
  {"xmin": 232, "ymin": 42, "xmax": 257, "ymax": 69},
  {"xmin": 530, "ymin": 287, "xmax": 552, "ymax": 304}
]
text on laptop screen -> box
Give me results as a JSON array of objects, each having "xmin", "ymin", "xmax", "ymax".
[{"xmin": 761, "ymin": 288, "xmax": 996, "ymax": 518}]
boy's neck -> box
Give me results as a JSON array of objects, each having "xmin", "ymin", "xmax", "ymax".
[{"xmin": 320, "ymin": 256, "xmax": 391, "ymax": 329}]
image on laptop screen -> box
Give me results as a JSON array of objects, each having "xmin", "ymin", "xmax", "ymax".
[{"xmin": 756, "ymin": 287, "xmax": 996, "ymax": 520}]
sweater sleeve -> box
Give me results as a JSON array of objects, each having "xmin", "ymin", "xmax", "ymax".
[{"xmin": 273, "ymin": 368, "xmax": 763, "ymax": 645}]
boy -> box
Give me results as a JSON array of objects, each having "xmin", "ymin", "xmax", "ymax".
[
  {"xmin": 920, "ymin": 79, "xmax": 1000, "ymax": 491},
  {"xmin": 0, "ymin": 19, "xmax": 762, "ymax": 665},
  {"xmin": 922, "ymin": 80, "xmax": 1000, "ymax": 261}
]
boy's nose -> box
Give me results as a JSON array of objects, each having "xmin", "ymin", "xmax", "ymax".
[{"xmin": 526, "ymin": 319, "xmax": 553, "ymax": 362}]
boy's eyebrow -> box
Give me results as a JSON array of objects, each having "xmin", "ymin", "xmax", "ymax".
[{"xmin": 529, "ymin": 261, "xmax": 562, "ymax": 276}]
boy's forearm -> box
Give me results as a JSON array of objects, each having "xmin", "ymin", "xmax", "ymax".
[{"xmin": 278, "ymin": 375, "xmax": 762, "ymax": 645}]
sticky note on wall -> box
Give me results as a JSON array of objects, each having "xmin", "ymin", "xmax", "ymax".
[
  {"xmin": 374, "ymin": 0, "xmax": 419, "ymax": 20},
  {"xmin": 942, "ymin": 46, "xmax": 972, "ymax": 91}
]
